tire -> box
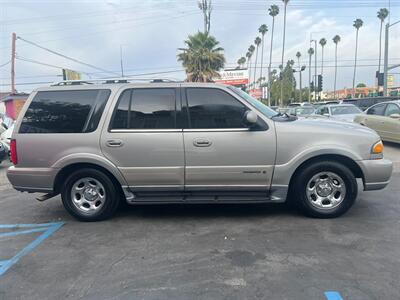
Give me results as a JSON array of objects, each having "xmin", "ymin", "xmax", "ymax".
[
  {"xmin": 292, "ymin": 161, "xmax": 358, "ymax": 218},
  {"xmin": 61, "ymin": 168, "xmax": 121, "ymax": 221}
]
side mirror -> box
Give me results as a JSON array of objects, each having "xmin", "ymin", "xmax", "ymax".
[
  {"xmin": 244, "ymin": 110, "xmax": 258, "ymax": 126},
  {"xmin": 389, "ymin": 113, "xmax": 400, "ymax": 119}
]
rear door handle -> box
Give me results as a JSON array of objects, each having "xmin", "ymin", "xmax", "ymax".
[
  {"xmin": 193, "ymin": 138, "xmax": 212, "ymax": 147},
  {"xmin": 106, "ymin": 139, "xmax": 123, "ymax": 147}
]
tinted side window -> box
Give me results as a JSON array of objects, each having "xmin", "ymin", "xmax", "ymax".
[
  {"xmin": 367, "ymin": 104, "xmax": 386, "ymax": 116},
  {"xmin": 20, "ymin": 89, "xmax": 110, "ymax": 133},
  {"xmin": 384, "ymin": 104, "xmax": 400, "ymax": 116},
  {"xmin": 111, "ymin": 88, "xmax": 176, "ymax": 129},
  {"xmin": 186, "ymin": 88, "xmax": 247, "ymax": 129}
]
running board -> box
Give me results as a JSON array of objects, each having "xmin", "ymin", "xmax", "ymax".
[{"xmin": 36, "ymin": 193, "xmax": 57, "ymax": 202}]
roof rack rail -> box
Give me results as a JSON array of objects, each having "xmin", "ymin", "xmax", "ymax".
[{"xmin": 51, "ymin": 77, "xmax": 179, "ymax": 86}]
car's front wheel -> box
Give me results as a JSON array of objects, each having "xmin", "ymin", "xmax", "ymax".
[
  {"xmin": 292, "ymin": 161, "xmax": 358, "ymax": 218},
  {"xmin": 61, "ymin": 168, "xmax": 121, "ymax": 221}
]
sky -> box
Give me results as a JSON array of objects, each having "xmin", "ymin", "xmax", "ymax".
[{"xmin": 0, "ymin": 0, "xmax": 399, "ymax": 93}]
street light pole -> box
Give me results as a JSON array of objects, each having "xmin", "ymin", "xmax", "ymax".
[{"xmin": 384, "ymin": 19, "xmax": 400, "ymax": 96}]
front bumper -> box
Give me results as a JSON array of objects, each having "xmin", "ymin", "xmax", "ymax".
[
  {"xmin": 357, "ymin": 158, "xmax": 393, "ymax": 191},
  {"xmin": 7, "ymin": 166, "xmax": 57, "ymax": 193}
]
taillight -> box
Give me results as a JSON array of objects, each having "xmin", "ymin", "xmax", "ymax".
[{"xmin": 10, "ymin": 139, "xmax": 17, "ymax": 165}]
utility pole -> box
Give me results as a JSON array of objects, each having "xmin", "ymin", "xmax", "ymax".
[
  {"xmin": 314, "ymin": 40, "xmax": 317, "ymax": 101},
  {"xmin": 120, "ymin": 45, "xmax": 124, "ymax": 77},
  {"xmin": 384, "ymin": 19, "xmax": 400, "ymax": 96},
  {"xmin": 11, "ymin": 32, "xmax": 16, "ymax": 94}
]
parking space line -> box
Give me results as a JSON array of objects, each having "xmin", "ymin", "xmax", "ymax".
[
  {"xmin": 0, "ymin": 227, "xmax": 48, "ymax": 238},
  {"xmin": 325, "ymin": 291, "xmax": 344, "ymax": 300},
  {"xmin": 0, "ymin": 222, "xmax": 64, "ymax": 276}
]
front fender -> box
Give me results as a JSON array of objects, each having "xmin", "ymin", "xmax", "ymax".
[{"xmin": 271, "ymin": 145, "xmax": 363, "ymax": 187}]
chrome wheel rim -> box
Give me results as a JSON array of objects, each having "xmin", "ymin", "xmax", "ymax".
[
  {"xmin": 71, "ymin": 177, "xmax": 106, "ymax": 214},
  {"xmin": 306, "ymin": 172, "xmax": 346, "ymax": 210}
]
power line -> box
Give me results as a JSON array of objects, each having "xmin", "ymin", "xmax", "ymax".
[
  {"xmin": 0, "ymin": 60, "xmax": 11, "ymax": 68},
  {"xmin": 16, "ymin": 36, "xmax": 119, "ymax": 76}
]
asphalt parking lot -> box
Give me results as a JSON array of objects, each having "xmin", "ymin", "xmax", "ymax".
[{"xmin": 0, "ymin": 143, "xmax": 399, "ymax": 300}]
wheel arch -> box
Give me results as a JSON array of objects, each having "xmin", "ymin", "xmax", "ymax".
[
  {"xmin": 53, "ymin": 162, "xmax": 125, "ymax": 195},
  {"xmin": 288, "ymin": 154, "xmax": 365, "ymax": 191}
]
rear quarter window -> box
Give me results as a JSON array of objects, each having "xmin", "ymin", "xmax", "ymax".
[{"xmin": 19, "ymin": 89, "xmax": 110, "ymax": 133}]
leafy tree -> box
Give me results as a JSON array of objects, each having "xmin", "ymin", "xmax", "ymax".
[
  {"xmin": 357, "ymin": 83, "xmax": 367, "ymax": 88},
  {"xmin": 178, "ymin": 32, "xmax": 225, "ymax": 82},
  {"xmin": 270, "ymin": 60, "xmax": 296, "ymax": 106}
]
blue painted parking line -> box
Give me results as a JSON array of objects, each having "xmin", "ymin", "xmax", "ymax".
[
  {"xmin": 325, "ymin": 291, "xmax": 344, "ymax": 300},
  {"xmin": 0, "ymin": 227, "xmax": 48, "ymax": 238},
  {"xmin": 0, "ymin": 222, "xmax": 64, "ymax": 276}
]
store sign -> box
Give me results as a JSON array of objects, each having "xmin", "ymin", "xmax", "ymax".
[
  {"xmin": 214, "ymin": 69, "xmax": 249, "ymax": 85},
  {"xmin": 249, "ymin": 88, "xmax": 262, "ymax": 99}
]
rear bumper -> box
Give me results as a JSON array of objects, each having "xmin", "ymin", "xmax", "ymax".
[
  {"xmin": 7, "ymin": 166, "xmax": 57, "ymax": 193},
  {"xmin": 357, "ymin": 158, "xmax": 393, "ymax": 191}
]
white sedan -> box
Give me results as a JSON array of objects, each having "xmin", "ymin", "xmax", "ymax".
[{"xmin": 314, "ymin": 104, "xmax": 362, "ymax": 123}]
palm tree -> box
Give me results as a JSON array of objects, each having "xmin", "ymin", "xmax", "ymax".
[
  {"xmin": 253, "ymin": 37, "xmax": 262, "ymax": 88},
  {"xmin": 296, "ymin": 51, "xmax": 302, "ymax": 101},
  {"xmin": 238, "ymin": 57, "xmax": 246, "ymax": 69},
  {"xmin": 319, "ymin": 38, "xmax": 327, "ymax": 76},
  {"xmin": 352, "ymin": 18, "xmax": 363, "ymax": 97},
  {"xmin": 267, "ymin": 4, "xmax": 279, "ymax": 105},
  {"xmin": 280, "ymin": 0, "xmax": 290, "ymax": 106},
  {"xmin": 308, "ymin": 47, "xmax": 314, "ymax": 102},
  {"xmin": 377, "ymin": 8, "xmax": 389, "ymax": 89},
  {"xmin": 248, "ymin": 45, "xmax": 255, "ymax": 89},
  {"xmin": 333, "ymin": 35, "xmax": 341, "ymax": 99},
  {"xmin": 178, "ymin": 31, "xmax": 225, "ymax": 82},
  {"xmin": 258, "ymin": 24, "xmax": 268, "ymax": 87}
]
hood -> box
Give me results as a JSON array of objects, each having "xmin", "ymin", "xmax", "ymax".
[
  {"xmin": 274, "ymin": 116, "xmax": 381, "ymax": 162},
  {"xmin": 291, "ymin": 117, "xmax": 377, "ymax": 135}
]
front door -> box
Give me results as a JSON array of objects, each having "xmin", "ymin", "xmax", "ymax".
[
  {"xmin": 382, "ymin": 103, "xmax": 400, "ymax": 142},
  {"xmin": 182, "ymin": 87, "xmax": 276, "ymax": 192},
  {"xmin": 364, "ymin": 103, "xmax": 387, "ymax": 136},
  {"xmin": 101, "ymin": 87, "xmax": 185, "ymax": 192}
]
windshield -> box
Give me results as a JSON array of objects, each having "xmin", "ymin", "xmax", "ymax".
[
  {"xmin": 227, "ymin": 86, "xmax": 277, "ymax": 118},
  {"xmin": 330, "ymin": 106, "xmax": 362, "ymax": 115}
]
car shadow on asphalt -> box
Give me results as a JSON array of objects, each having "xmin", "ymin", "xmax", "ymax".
[{"xmin": 115, "ymin": 202, "xmax": 300, "ymax": 220}]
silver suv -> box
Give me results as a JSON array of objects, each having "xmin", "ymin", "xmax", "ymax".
[{"xmin": 7, "ymin": 81, "xmax": 393, "ymax": 221}]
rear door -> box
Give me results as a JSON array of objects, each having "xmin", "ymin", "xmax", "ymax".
[
  {"xmin": 182, "ymin": 86, "xmax": 276, "ymax": 192},
  {"xmin": 101, "ymin": 86, "xmax": 185, "ymax": 192}
]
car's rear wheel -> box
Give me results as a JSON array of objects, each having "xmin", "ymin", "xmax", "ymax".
[
  {"xmin": 292, "ymin": 161, "xmax": 358, "ymax": 218},
  {"xmin": 61, "ymin": 168, "xmax": 120, "ymax": 221}
]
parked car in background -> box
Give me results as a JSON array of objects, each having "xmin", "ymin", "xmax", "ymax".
[
  {"xmin": 0, "ymin": 141, "xmax": 7, "ymax": 164},
  {"xmin": 315, "ymin": 104, "xmax": 362, "ymax": 123},
  {"xmin": 354, "ymin": 100, "xmax": 400, "ymax": 144},
  {"xmin": 313, "ymin": 101, "xmax": 339, "ymax": 109},
  {"xmin": 288, "ymin": 106, "xmax": 315, "ymax": 117},
  {"xmin": 288, "ymin": 102, "xmax": 313, "ymax": 107}
]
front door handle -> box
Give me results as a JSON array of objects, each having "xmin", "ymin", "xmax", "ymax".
[
  {"xmin": 193, "ymin": 138, "xmax": 212, "ymax": 147},
  {"xmin": 106, "ymin": 139, "xmax": 123, "ymax": 147}
]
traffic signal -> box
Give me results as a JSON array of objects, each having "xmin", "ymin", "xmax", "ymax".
[
  {"xmin": 310, "ymin": 81, "xmax": 315, "ymax": 92},
  {"xmin": 317, "ymin": 75, "xmax": 323, "ymax": 92}
]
